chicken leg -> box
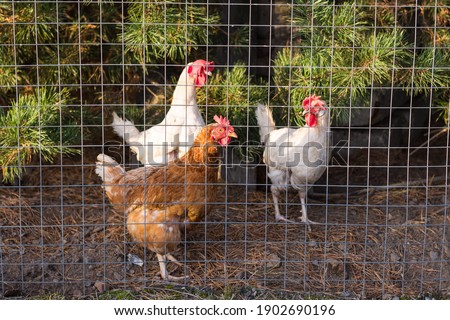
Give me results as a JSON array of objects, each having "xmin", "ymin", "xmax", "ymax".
[
  {"xmin": 299, "ymin": 192, "xmax": 319, "ymax": 231},
  {"xmin": 272, "ymin": 191, "xmax": 295, "ymax": 223},
  {"xmin": 270, "ymin": 187, "xmax": 319, "ymax": 230},
  {"xmin": 156, "ymin": 253, "xmax": 189, "ymax": 281}
]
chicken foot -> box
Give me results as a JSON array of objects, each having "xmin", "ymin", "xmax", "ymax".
[
  {"xmin": 272, "ymin": 192, "xmax": 295, "ymax": 223},
  {"xmin": 271, "ymin": 191, "xmax": 319, "ymax": 231},
  {"xmin": 156, "ymin": 253, "xmax": 189, "ymax": 281},
  {"xmin": 165, "ymin": 253, "xmax": 183, "ymax": 267},
  {"xmin": 299, "ymin": 194, "xmax": 319, "ymax": 231}
]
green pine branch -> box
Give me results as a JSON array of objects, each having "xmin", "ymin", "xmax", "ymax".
[
  {"xmin": 271, "ymin": 0, "xmax": 450, "ymax": 125},
  {"xmin": 0, "ymin": 88, "xmax": 80, "ymax": 183},
  {"xmin": 121, "ymin": 0, "xmax": 221, "ymax": 66}
]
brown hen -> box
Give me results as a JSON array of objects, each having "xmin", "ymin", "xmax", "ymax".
[{"xmin": 96, "ymin": 115, "xmax": 237, "ymax": 280}]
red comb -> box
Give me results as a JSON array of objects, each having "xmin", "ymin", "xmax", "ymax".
[
  {"xmin": 213, "ymin": 115, "xmax": 230, "ymax": 126},
  {"xmin": 192, "ymin": 59, "xmax": 215, "ymax": 72},
  {"xmin": 302, "ymin": 94, "xmax": 326, "ymax": 114},
  {"xmin": 302, "ymin": 95, "xmax": 324, "ymax": 107}
]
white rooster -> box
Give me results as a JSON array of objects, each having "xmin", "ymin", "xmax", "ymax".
[
  {"xmin": 255, "ymin": 95, "xmax": 330, "ymax": 228},
  {"xmin": 112, "ymin": 59, "xmax": 214, "ymax": 166}
]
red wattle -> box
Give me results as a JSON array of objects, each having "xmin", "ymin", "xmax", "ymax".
[{"xmin": 305, "ymin": 113, "xmax": 317, "ymax": 127}]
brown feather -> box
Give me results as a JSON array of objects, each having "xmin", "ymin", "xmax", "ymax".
[{"xmin": 101, "ymin": 124, "xmax": 223, "ymax": 269}]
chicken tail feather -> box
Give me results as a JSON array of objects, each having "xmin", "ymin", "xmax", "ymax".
[
  {"xmin": 95, "ymin": 154, "xmax": 125, "ymax": 184},
  {"xmin": 111, "ymin": 112, "xmax": 141, "ymax": 144},
  {"xmin": 255, "ymin": 104, "xmax": 276, "ymax": 143}
]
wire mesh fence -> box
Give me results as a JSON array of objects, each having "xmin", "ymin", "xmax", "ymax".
[{"xmin": 0, "ymin": 0, "xmax": 449, "ymax": 299}]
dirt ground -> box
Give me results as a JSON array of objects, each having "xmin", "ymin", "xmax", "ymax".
[{"xmin": 1, "ymin": 133, "xmax": 449, "ymax": 299}]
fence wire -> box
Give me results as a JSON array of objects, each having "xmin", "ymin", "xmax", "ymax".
[{"xmin": 0, "ymin": 0, "xmax": 449, "ymax": 299}]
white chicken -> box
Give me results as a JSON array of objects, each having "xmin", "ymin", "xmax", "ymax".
[
  {"xmin": 111, "ymin": 59, "xmax": 214, "ymax": 166},
  {"xmin": 255, "ymin": 95, "xmax": 330, "ymax": 228}
]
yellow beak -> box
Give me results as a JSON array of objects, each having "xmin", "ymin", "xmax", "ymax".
[{"xmin": 228, "ymin": 132, "xmax": 238, "ymax": 138}]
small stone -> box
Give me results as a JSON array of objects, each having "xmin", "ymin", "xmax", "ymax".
[
  {"xmin": 392, "ymin": 296, "xmax": 400, "ymax": 300},
  {"xmin": 342, "ymin": 291, "xmax": 352, "ymax": 298},
  {"xmin": 311, "ymin": 260, "xmax": 320, "ymax": 267},
  {"xmin": 327, "ymin": 258, "xmax": 340, "ymax": 268},
  {"xmin": 83, "ymin": 257, "xmax": 94, "ymax": 264},
  {"xmin": 390, "ymin": 253, "xmax": 400, "ymax": 262},
  {"xmin": 94, "ymin": 281, "xmax": 107, "ymax": 293},
  {"xmin": 72, "ymin": 289, "xmax": 83, "ymax": 297},
  {"xmin": 308, "ymin": 240, "xmax": 318, "ymax": 247},
  {"xmin": 84, "ymin": 280, "xmax": 93, "ymax": 287},
  {"xmin": 265, "ymin": 253, "xmax": 281, "ymax": 268},
  {"xmin": 127, "ymin": 254, "xmax": 144, "ymax": 267},
  {"xmin": 429, "ymin": 251, "xmax": 439, "ymax": 261},
  {"xmin": 113, "ymin": 272, "xmax": 123, "ymax": 281}
]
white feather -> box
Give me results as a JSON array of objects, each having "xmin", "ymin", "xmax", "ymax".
[
  {"xmin": 95, "ymin": 153, "xmax": 124, "ymax": 184},
  {"xmin": 256, "ymin": 100, "xmax": 330, "ymax": 225},
  {"xmin": 110, "ymin": 62, "xmax": 206, "ymax": 166},
  {"xmin": 255, "ymin": 103, "xmax": 276, "ymax": 143}
]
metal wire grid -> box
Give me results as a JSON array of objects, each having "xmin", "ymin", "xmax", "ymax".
[{"xmin": 0, "ymin": 0, "xmax": 449, "ymax": 298}]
